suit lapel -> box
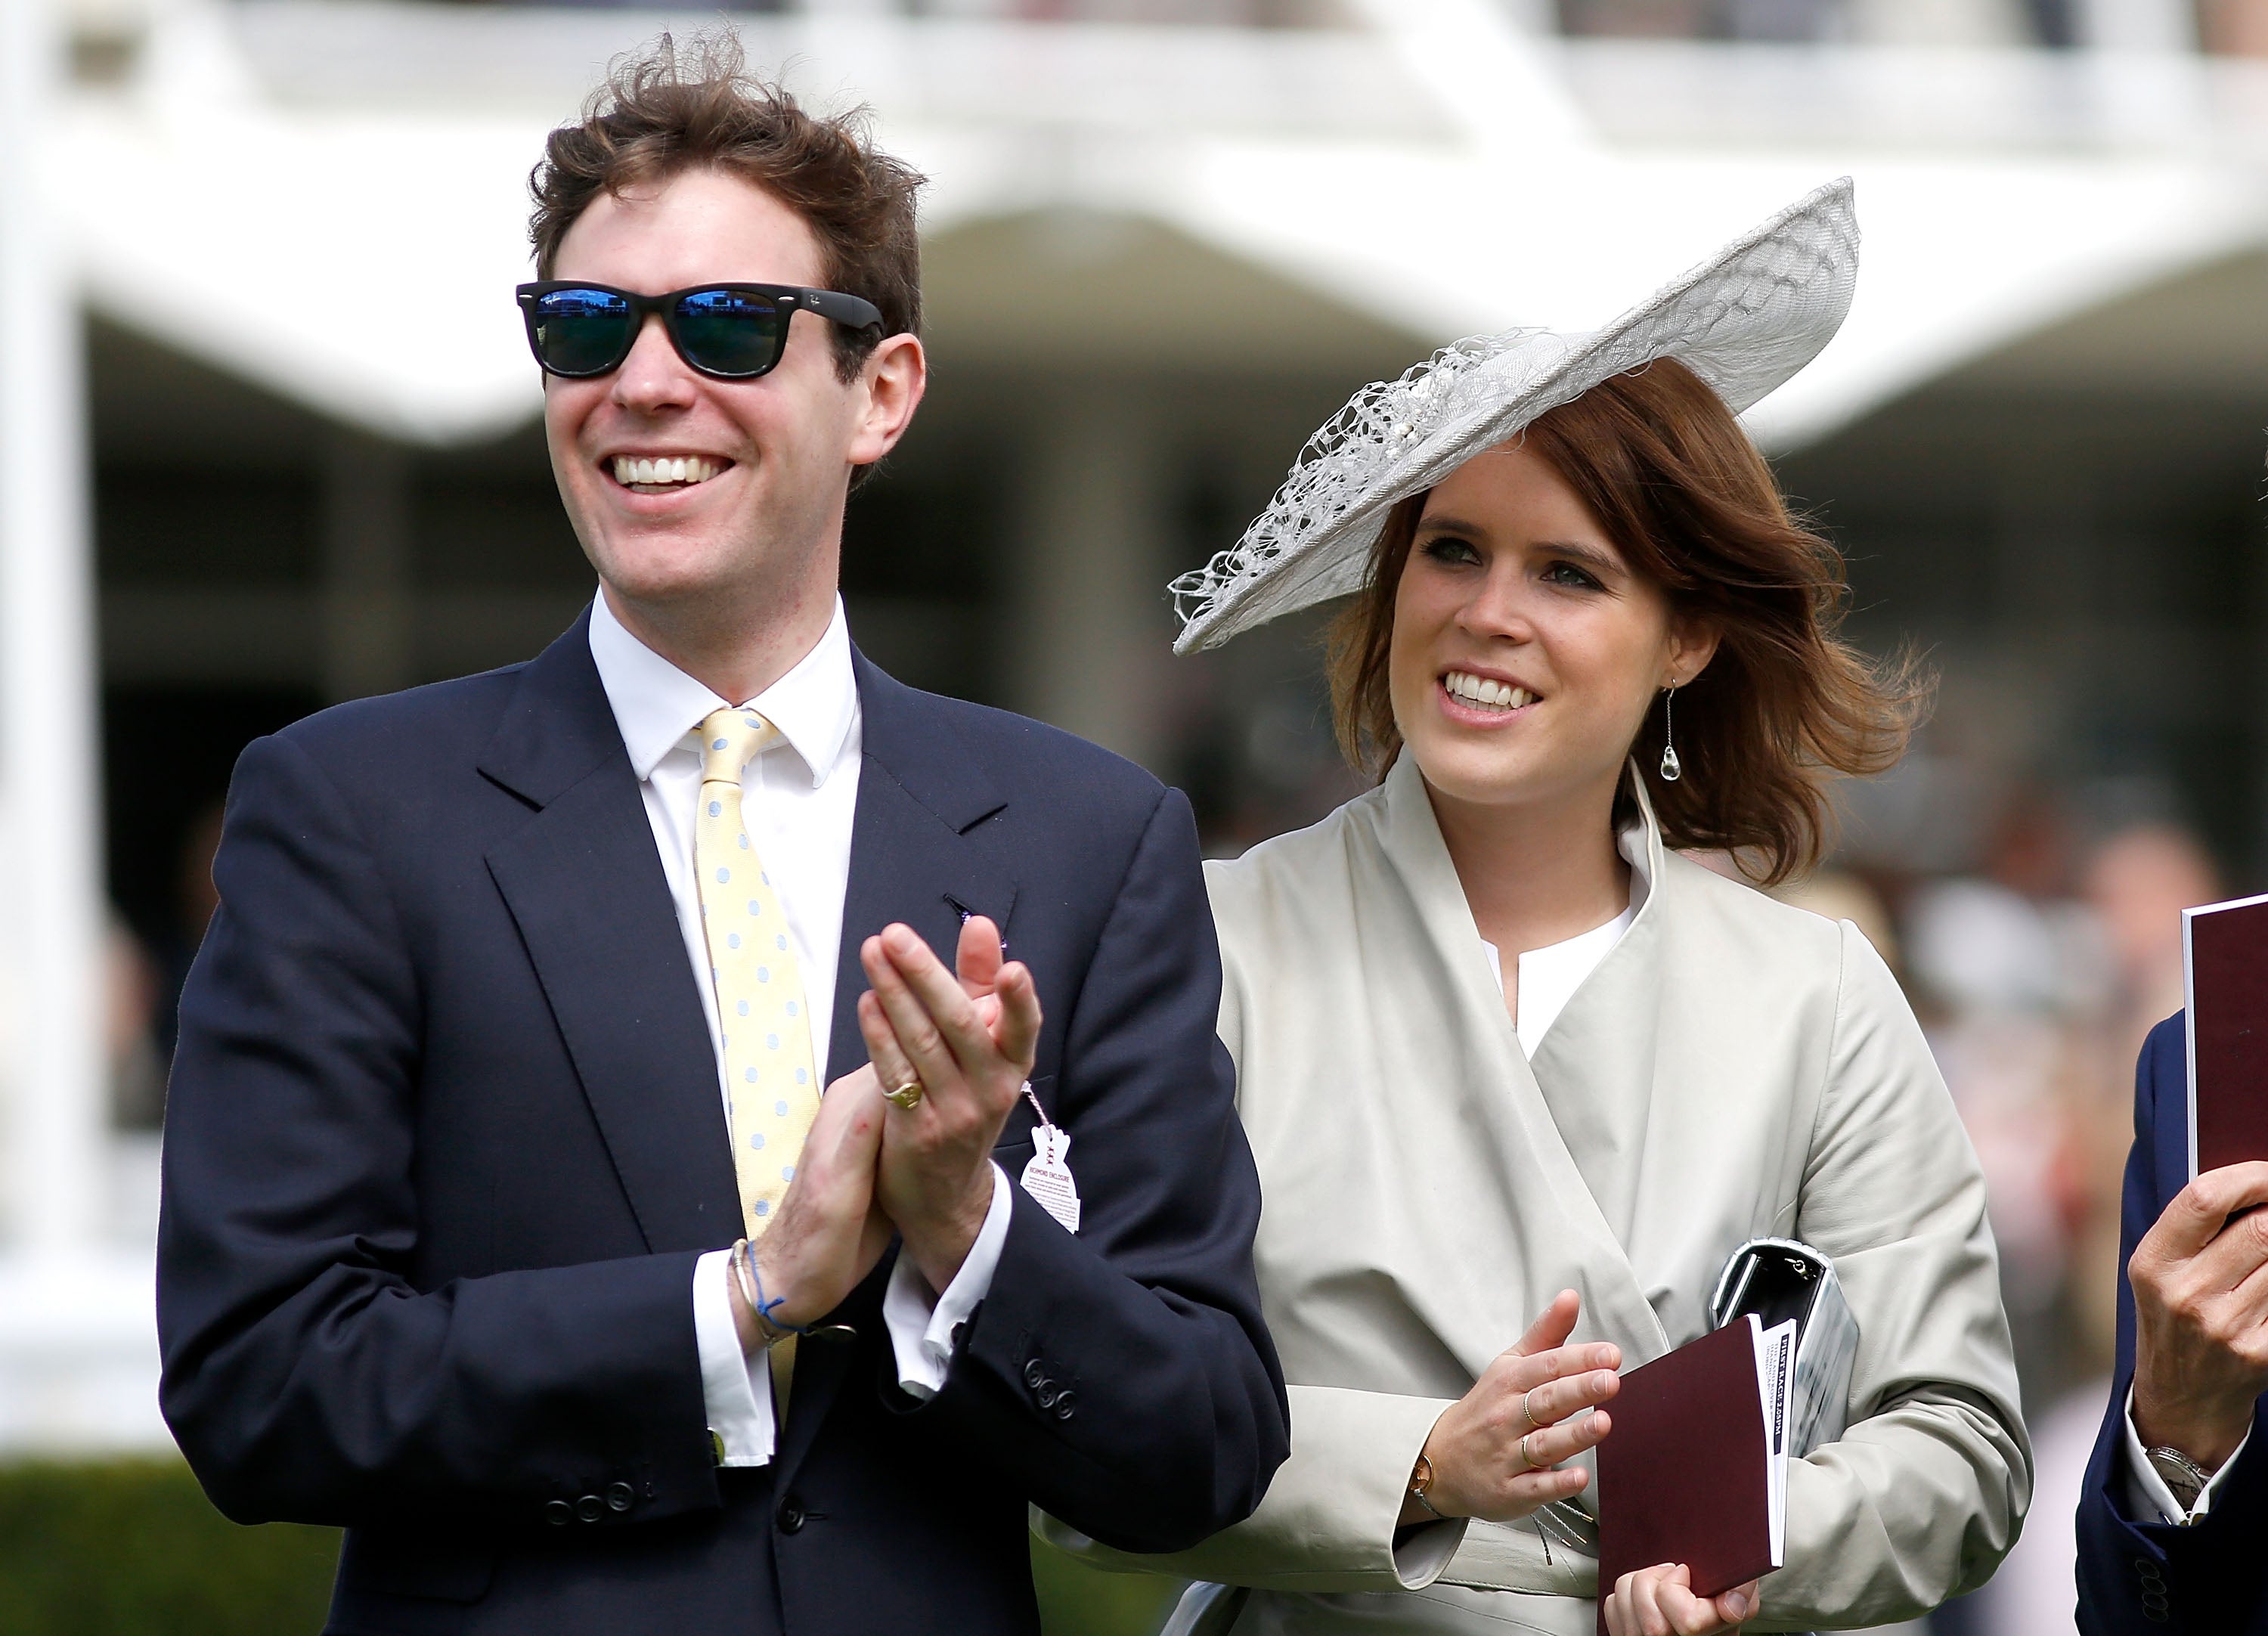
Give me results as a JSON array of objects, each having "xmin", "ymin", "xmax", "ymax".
[
  {"xmin": 821, "ymin": 655, "xmax": 1019, "ymax": 1086},
  {"xmin": 479, "ymin": 615, "xmax": 740, "ymax": 1255},
  {"xmin": 779, "ymin": 653, "xmax": 1018, "ymax": 1480}
]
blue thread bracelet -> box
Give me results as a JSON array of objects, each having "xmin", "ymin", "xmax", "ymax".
[{"xmin": 730, "ymin": 1238, "xmax": 810, "ymax": 1346}]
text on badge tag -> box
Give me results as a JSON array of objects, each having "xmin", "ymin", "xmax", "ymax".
[{"xmin": 1019, "ymin": 1123, "xmax": 1081, "ymax": 1234}]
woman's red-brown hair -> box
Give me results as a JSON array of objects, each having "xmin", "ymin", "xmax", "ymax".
[{"xmin": 1325, "ymin": 356, "xmax": 1929, "ymax": 887}]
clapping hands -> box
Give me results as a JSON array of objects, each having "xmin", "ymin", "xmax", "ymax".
[
  {"xmin": 856, "ymin": 916, "xmax": 1040, "ymax": 1293},
  {"xmin": 730, "ymin": 916, "xmax": 1040, "ymax": 1352}
]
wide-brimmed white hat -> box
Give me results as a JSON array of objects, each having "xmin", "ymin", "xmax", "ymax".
[{"xmin": 1167, "ymin": 177, "xmax": 1859, "ymax": 654}]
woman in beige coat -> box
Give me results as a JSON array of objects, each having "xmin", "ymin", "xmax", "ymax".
[{"xmin": 1052, "ymin": 181, "xmax": 2029, "ymax": 1635}]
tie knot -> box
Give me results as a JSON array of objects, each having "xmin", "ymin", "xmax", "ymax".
[{"xmin": 699, "ymin": 708, "xmax": 778, "ymax": 784}]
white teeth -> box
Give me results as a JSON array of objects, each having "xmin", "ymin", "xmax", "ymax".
[
  {"xmin": 612, "ymin": 455, "xmax": 720, "ymax": 488},
  {"xmin": 1443, "ymin": 671, "xmax": 1535, "ymax": 712}
]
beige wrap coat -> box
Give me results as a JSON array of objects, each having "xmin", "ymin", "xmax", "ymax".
[{"xmin": 1049, "ymin": 757, "xmax": 2029, "ymax": 1634}]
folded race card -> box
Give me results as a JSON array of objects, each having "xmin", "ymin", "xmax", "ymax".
[
  {"xmin": 2183, "ymin": 892, "xmax": 2268, "ymax": 1178},
  {"xmin": 1594, "ymin": 1315, "xmax": 1794, "ymax": 1636}
]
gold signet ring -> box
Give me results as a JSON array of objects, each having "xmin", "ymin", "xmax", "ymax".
[{"xmin": 882, "ymin": 1077, "xmax": 925, "ymax": 1111}]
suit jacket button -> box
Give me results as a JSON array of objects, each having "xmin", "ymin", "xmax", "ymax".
[
  {"xmin": 777, "ymin": 1498, "xmax": 807, "ymax": 1534},
  {"xmin": 544, "ymin": 1500, "xmax": 574, "ymax": 1527},
  {"xmin": 1053, "ymin": 1390, "xmax": 1077, "ymax": 1420},
  {"xmin": 1023, "ymin": 1359, "xmax": 1046, "ymax": 1389},
  {"xmin": 1036, "ymin": 1383, "xmax": 1061, "ymax": 1408},
  {"xmin": 606, "ymin": 1482, "xmax": 635, "ymax": 1512},
  {"xmin": 575, "ymin": 1494, "xmax": 605, "ymax": 1523}
]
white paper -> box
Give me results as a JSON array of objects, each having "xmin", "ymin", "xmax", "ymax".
[{"xmin": 1750, "ymin": 1315, "xmax": 1796, "ymax": 1569}]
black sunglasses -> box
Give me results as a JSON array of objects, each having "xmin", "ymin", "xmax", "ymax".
[{"xmin": 514, "ymin": 280, "xmax": 885, "ymax": 381}]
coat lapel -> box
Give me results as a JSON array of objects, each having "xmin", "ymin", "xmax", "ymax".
[
  {"xmin": 1371, "ymin": 757, "xmax": 1672, "ymax": 1372},
  {"xmin": 1525, "ymin": 774, "xmax": 1667, "ymax": 1257},
  {"xmin": 479, "ymin": 615, "xmax": 740, "ymax": 1255},
  {"xmin": 778, "ymin": 653, "xmax": 1019, "ymax": 1481}
]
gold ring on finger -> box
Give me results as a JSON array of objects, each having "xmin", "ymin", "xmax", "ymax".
[
  {"xmin": 1519, "ymin": 1431, "xmax": 1538, "ymax": 1470},
  {"xmin": 882, "ymin": 1076, "xmax": 925, "ymax": 1111},
  {"xmin": 1520, "ymin": 1387, "xmax": 1541, "ymax": 1430}
]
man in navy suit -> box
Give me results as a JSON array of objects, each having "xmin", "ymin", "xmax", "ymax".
[
  {"xmin": 155, "ymin": 45, "xmax": 1287, "ymax": 1636},
  {"xmin": 2077, "ymin": 1013, "xmax": 2268, "ymax": 1633}
]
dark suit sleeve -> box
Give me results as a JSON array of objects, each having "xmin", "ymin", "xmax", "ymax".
[
  {"xmin": 899, "ymin": 785, "xmax": 1290, "ymax": 1554},
  {"xmin": 2077, "ymin": 1015, "xmax": 2268, "ymax": 1634},
  {"xmin": 157, "ymin": 733, "xmax": 720, "ymax": 1530}
]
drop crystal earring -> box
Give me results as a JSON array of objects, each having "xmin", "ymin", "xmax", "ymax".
[{"xmin": 1658, "ymin": 686, "xmax": 1682, "ymax": 782}]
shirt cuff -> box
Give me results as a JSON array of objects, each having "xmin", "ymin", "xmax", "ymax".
[
  {"xmin": 694, "ymin": 1247, "xmax": 775, "ymax": 1467},
  {"xmin": 2123, "ymin": 1380, "xmax": 2251, "ymax": 1523},
  {"xmin": 882, "ymin": 1163, "xmax": 1013, "ymax": 1401}
]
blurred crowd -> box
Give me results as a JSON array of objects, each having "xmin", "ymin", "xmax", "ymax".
[{"xmin": 1823, "ymin": 790, "xmax": 2220, "ymax": 1636}]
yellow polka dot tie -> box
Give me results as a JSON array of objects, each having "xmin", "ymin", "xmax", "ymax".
[{"xmin": 695, "ymin": 708, "xmax": 821, "ymax": 1241}]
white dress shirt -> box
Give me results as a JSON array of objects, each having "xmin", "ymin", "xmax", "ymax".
[
  {"xmin": 2122, "ymin": 1382, "xmax": 2251, "ymax": 1523},
  {"xmin": 587, "ymin": 591, "xmax": 1012, "ymax": 1467}
]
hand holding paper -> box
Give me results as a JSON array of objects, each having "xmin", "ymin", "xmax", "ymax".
[
  {"xmin": 1595, "ymin": 1315, "xmax": 1794, "ymax": 1636},
  {"xmin": 1602, "ymin": 1564, "xmax": 1757, "ymax": 1636}
]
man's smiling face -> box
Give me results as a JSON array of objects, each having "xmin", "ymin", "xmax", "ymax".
[{"xmin": 542, "ymin": 166, "xmax": 872, "ymax": 621}]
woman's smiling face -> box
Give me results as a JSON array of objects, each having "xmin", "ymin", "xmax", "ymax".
[{"xmin": 1387, "ymin": 440, "xmax": 1714, "ymax": 816}]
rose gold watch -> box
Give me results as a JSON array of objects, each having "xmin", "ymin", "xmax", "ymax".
[{"xmin": 1408, "ymin": 1452, "xmax": 1447, "ymax": 1520}]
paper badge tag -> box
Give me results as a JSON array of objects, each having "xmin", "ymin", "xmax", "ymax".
[{"xmin": 1019, "ymin": 1124, "xmax": 1082, "ymax": 1235}]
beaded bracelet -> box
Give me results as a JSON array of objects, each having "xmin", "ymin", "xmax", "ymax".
[{"xmin": 729, "ymin": 1238, "xmax": 808, "ymax": 1348}]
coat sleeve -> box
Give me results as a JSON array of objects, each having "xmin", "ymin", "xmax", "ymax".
[
  {"xmin": 1034, "ymin": 880, "xmax": 1463, "ymax": 1591},
  {"xmin": 1036, "ymin": 1382, "xmax": 1467, "ymax": 1591},
  {"xmin": 894, "ymin": 787, "xmax": 1290, "ymax": 1554},
  {"xmin": 156, "ymin": 732, "xmax": 720, "ymax": 1531},
  {"xmin": 2076, "ymin": 1014, "xmax": 2268, "ymax": 1636},
  {"xmin": 1756, "ymin": 921, "xmax": 2033, "ymax": 1630}
]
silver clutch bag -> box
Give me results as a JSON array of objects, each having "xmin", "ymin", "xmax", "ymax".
[{"xmin": 1708, "ymin": 1236, "xmax": 1861, "ymax": 1458}]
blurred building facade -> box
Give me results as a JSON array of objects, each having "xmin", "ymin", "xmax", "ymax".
[{"xmin": 8, "ymin": 14, "xmax": 2268, "ymax": 1628}]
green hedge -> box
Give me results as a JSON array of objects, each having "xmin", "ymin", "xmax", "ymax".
[
  {"xmin": 0, "ymin": 1459, "xmax": 337, "ymax": 1636},
  {"xmin": 0, "ymin": 1459, "xmax": 1181, "ymax": 1636}
]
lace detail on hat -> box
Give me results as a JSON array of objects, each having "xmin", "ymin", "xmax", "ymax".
[{"xmin": 1167, "ymin": 177, "xmax": 1859, "ymax": 655}]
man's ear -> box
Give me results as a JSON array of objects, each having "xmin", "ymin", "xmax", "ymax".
[
  {"xmin": 847, "ymin": 333, "xmax": 927, "ymax": 469},
  {"xmin": 1665, "ymin": 615, "xmax": 1721, "ymax": 689}
]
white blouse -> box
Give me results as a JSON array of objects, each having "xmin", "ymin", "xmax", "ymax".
[{"xmin": 1479, "ymin": 826, "xmax": 1647, "ymax": 1058}]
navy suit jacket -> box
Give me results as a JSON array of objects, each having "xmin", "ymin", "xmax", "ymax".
[
  {"xmin": 2077, "ymin": 1013, "xmax": 2268, "ymax": 1634},
  {"xmin": 156, "ymin": 614, "xmax": 1289, "ymax": 1636}
]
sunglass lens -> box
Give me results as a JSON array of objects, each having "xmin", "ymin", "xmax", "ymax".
[
  {"xmin": 531, "ymin": 288, "xmax": 633, "ymax": 376},
  {"xmin": 674, "ymin": 288, "xmax": 786, "ymax": 376}
]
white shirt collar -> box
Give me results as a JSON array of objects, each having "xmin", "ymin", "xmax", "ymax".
[{"xmin": 587, "ymin": 590, "xmax": 859, "ymax": 789}]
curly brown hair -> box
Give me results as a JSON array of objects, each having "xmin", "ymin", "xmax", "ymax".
[
  {"xmin": 528, "ymin": 32, "xmax": 925, "ymax": 385},
  {"xmin": 1326, "ymin": 357, "xmax": 1929, "ymax": 886}
]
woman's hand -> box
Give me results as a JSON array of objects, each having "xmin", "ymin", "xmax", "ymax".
[
  {"xmin": 1603, "ymin": 1564, "xmax": 1757, "ymax": 1636},
  {"xmin": 1406, "ymin": 1289, "xmax": 1619, "ymax": 1524}
]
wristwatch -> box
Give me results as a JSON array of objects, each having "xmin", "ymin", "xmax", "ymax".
[
  {"xmin": 1408, "ymin": 1452, "xmax": 1446, "ymax": 1520},
  {"xmin": 2146, "ymin": 1445, "xmax": 2211, "ymax": 1518}
]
